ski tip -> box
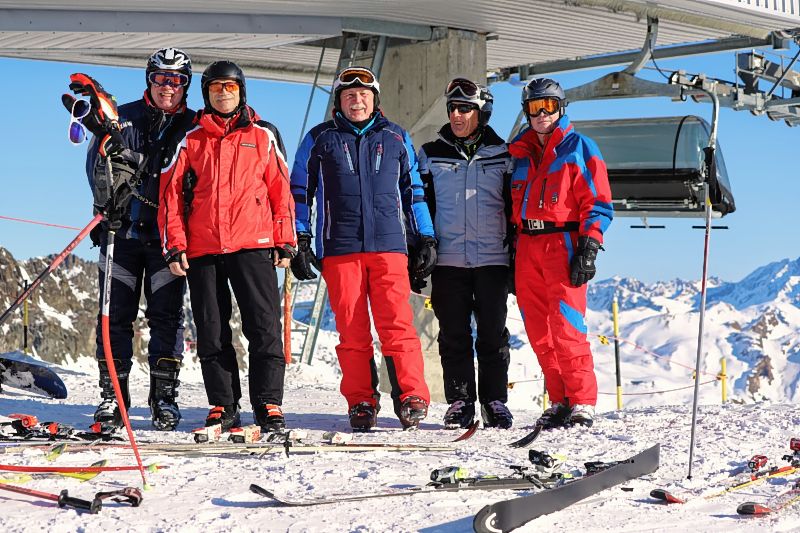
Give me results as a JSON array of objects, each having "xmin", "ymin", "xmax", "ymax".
[
  {"xmin": 249, "ymin": 484, "xmax": 277, "ymax": 499},
  {"xmin": 650, "ymin": 488, "xmax": 685, "ymax": 504},
  {"xmin": 473, "ymin": 505, "xmax": 500, "ymax": 533},
  {"xmin": 737, "ymin": 502, "xmax": 772, "ymax": 515},
  {"xmin": 143, "ymin": 483, "xmax": 153, "ymax": 492}
]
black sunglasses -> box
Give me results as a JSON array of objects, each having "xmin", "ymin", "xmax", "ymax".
[{"xmin": 448, "ymin": 103, "xmax": 478, "ymax": 114}]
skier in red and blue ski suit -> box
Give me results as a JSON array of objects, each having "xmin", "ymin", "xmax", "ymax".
[{"xmin": 509, "ymin": 78, "xmax": 613, "ymax": 428}]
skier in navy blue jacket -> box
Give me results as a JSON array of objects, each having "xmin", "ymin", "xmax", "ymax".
[
  {"xmin": 290, "ymin": 66, "xmax": 437, "ymax": 431},
  {"xmin": 81, "ymin": 48, "xmax": 196, "ymax": 431}
]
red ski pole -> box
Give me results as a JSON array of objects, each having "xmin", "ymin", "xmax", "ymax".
[
  {"xmin": 0, "ymin": 481, "xmax": 101, "ymax": 513},
  {"xmin": 99, "ymin": 159, "xmax": 148, "ymax": 489},
  {"xmin": 0, "ymin": 213, "xmax": 103, "ymax": 326},
  {"xmin": 0, "ymin": 463, "xmax": 163, "ymax": 474}
]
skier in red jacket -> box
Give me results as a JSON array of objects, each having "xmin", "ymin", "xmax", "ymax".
[
  {"xmin": 158, "ymin": 61, "xmax": 296, "ymax": 433},
  {"xmin": 509, "ymin": 78, "xmax": 613, "ymax": 429}
]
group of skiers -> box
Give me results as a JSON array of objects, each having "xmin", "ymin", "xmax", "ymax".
[{"xmin": 73, "ymin": 47, "xmax": 613, "ymax": 436}]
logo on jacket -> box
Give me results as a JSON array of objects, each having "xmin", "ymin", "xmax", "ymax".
[
  {"xmin": 240, "ymin": 142, "xmax": 257, "ymax": 148},
  {"xmin": 551, "ymin": 192, "xmax": 559, "ymax": 204}
]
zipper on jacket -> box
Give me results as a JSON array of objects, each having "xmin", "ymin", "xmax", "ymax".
[
  {"xmin": 538, "ymin": 178, "xmax": 547, "ymax": 209},
  {"xmin": 375, "ymin": 143, "xmax": 383, "ymax": 173},
  {"xmin": 325, "ymin": 200, "xmax": 332, "ymax": 239},
  {"xmin": 343, "ymin": 143, "xmax": 355, "ymax": 173}
]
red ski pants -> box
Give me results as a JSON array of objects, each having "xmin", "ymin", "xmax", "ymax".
[
  {"xmin": 515, "ymin": 232, "xmax": 597, "ymax": 406},
  {"xmin": 322, "ymin": 252, "xmax": 430, "ymax": 408}
]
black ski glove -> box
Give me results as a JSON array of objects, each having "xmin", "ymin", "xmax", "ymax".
[
  {"xmin": 407, "ymin": 247, "xmax": 427, "ymax": 293},
  {"xmin": 413, "ymin": 236, "xmax": 438, "ymax": 279},
  {"xmin": 570, "ymin": 236, "xmax": 602, "ymax": 287},
  {"xmin": 290, "ymin": 233, "xmax": 322, "ymax": 280}
]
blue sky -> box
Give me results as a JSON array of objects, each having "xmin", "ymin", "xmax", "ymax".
[{"xmin": 0, "ymin": 45, "xmax": 797, "ymax": 284}]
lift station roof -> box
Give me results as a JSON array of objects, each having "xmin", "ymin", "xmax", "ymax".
[{"xmin": 0, "ymin": 1, "xmax": 798, "ymax": 83}]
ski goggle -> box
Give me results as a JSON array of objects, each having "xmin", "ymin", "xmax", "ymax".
[
  {"xmin": 334, "ymin": 67, "xmax": 380, "ymax": 93},
  {"xmin": 524, "ymin": 98, "xmax": 561, "ymax": 116},
  {"xmin": 445, "ymin": 78, "xmax": 480, "ymax": 100},
  {"xmin": 68, "ymin": 98, "xmax": 91, "ymax": 145},
  {"xmin": 148, "ymin": 71, "xmax": 189, "ymax": 88},
  {"xmin": 207, "ymin": 81, "xmax": 240, "ymax": 94},
  {"xmin": 447, "ymin": 102, "xmax": 478, "ymax": 115}
]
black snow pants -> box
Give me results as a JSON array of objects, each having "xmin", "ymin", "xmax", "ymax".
[
  {"xmin": 186, "ymin": 248, "xmax": 285, "ymax": 408},
  {"xmin": 430, "ymin": 265, "xmax": 510, "ymax": 405}
]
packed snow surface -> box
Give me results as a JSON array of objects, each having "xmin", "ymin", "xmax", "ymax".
[{"xmin": 1, "ymin": 358, "xmax": 799, "ymax": 532}]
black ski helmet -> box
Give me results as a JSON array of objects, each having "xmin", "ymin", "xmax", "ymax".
[
  {"xmin": 146, "ymin": 48, "xmax": 192, "ymax": 97},
  {"xmin": 201, "ymin": 60, "xmax": 246, "ymax": 109},
  {"xmin": 521, "ymin": 77, "xmax": 567, "ymax": 116},
  {"xmin": 444, "ymin": 77, "xmax": 494, "ymax": 126}
]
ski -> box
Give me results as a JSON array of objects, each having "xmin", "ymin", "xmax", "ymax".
[
  {"xmin": 507, "ymin": 424, "xmax": 543, "ymax": 448},
  {"xmin": 249, "ymin": 466, "xmax": 565, "ymax": 506},
  {"xmin": 0, "ymin": 351, "xmax": 68, "ymax": 399},
  {"xmin": 738, "ymin": 488, "xmax": 800, "ymax": 516},
  {"xmin": 454, "ymin": 420, "xmax": 480, "ymax": 442},
  {"xmin": 0, "ymin": 459, "xmax": 108, "ymax": 483},
  {"xmin": 651, "ymin": 445, "xmax": 800, "ymax": 504},
  {"xmin": 473, "ymin": 443, "xmax": 660, "ymax": 533},
  {"xmin": 1, "ymin": 414, "xmax": 123, "ymax": 443}
]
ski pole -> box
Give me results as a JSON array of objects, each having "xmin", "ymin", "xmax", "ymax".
[
  {"xmin": 0, "ymin": 213, "xmax": 103, "ymax": 326},
  {"xmin": 99, "ymin": 157, "xmax": 148, "ymax": 489},
  {"xmin": 0, "ymin": 463, "xmax": 163, "ymax": 474},
  {"xmin": 0, "ymin": 481, "xmax": 101, "ymax": 513}
]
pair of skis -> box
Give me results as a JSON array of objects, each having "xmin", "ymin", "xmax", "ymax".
[
  {"xmin": 249, "ymin": 443, "xmax": 660, "ymax": 533},
  {"xmin": 651, "ymin": 438, "xmax": 800, "ymax": 517}
]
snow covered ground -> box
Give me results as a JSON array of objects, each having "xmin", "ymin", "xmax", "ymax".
[{"xmin": 2, "ymin": 356, "xmax": 800, "ymax": 532}]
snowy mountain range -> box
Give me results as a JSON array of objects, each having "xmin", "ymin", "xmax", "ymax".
[{"xmin": 1, "ymin": 246, "xmax": 799, "ymax": 408}]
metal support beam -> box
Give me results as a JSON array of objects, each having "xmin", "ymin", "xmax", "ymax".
[
  {"xmin": 623, "ymin": 17, "xmax": 658, "ymax": 75},
  {"xmin": 516, "ymin": 35, "xmax": 775, "ymax": 78}
]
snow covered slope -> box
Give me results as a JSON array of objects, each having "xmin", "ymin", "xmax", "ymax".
[{"xmin": 1, "ymin": 365, "xmax": 799, "ymax": 532}]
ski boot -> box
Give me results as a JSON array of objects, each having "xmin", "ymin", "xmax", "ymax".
[
  {"xmin": 481, "ymin": 400, "xmax": 513, "ymax": 429},
  {"xmin": 398, "ymin": 396, "xmax": 428, "ymax": 430},
  {"xmin": 255, "ymin": 403, "xmax": 286, "ymax": 433},
  {"xmin": 535, "ymin": 402, "xmax": 571, "ymax": 429},
  {"xmin": 148, "ymin": 358, "xmax": 182, "ymax": 431},
  {"xmin": 443, "ymin": 400, "xmax": 475, "ymax": 429},
  {"xmin": 94, "ymin": 361, "xmax": 130, "ymax": 429},
  {"xmin": 569, "ymin": 404, "xmax": 595, "ymax": 427},
  {"xmin": 348, "ymin": 402, "xmax": 378, "ymax": 432},
  {"xmin": 205, "ymin": 404, "xmax": 241, "ymax": 432}
]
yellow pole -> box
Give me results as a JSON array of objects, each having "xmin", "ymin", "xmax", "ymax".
[
  {"xmin": 613, "ymin": 294, "xmax": 622, "ymax": 410},
  {"xmin": 720, "ymin": 357, "xmax": 727, "ymax": 403},
  {"xmin": 542, "ymin": 377, "xmax": 548, "ymax": 411}
]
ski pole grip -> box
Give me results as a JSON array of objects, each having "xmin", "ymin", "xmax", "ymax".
[{"xmin": 58, "ymin": 490, "xmax": 102, "ymax": 514}]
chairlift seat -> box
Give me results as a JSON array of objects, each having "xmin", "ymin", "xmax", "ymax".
[{"xmin": 572, "ymin": 115, "xmax": 735, "ymax": 218}]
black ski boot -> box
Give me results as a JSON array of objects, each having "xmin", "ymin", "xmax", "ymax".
[
  {"xmin": 536, "ymin": 402, "xmax": 571, "ymax": 429},
  {"xmin": 94, "ymin": 361, "xmax": 130, "ymax": 429},
  {"xmin": 148, "ymin": 358, "xmax": 182, "ymax": 431},
  {"xmin": 205, "ymin": 404, "xmax": 241, "ymax": 432},
  {"xmin": 443, "ymin": 400, "xmax": 476, "ymax": 429},
  {"xmin": 348, "ymin": 402, "xmax": 378, "ymax": 432},
  {"xmin": 481, "ymin": 400, "xmax": 513, "ymax": 429},
  {"xmin": 398, "ymin": 396, "xmax": 428, "ymax": 430},
  {"xmin": 255, "ymin": 403, "xmax": 286, "ymax": 433}
]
